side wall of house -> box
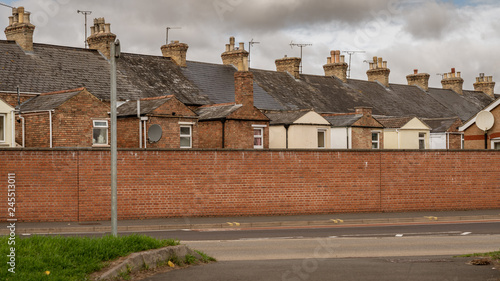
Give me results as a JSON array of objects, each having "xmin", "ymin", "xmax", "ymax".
[
  {"xmin": 352, "ymin": 127, "xmax": 383, "ymax": 149},
  {"xmin": 198, "ymin": 121, "xmax": 223, "ymax": 148},
  {"xmin": 20, "ymin": 112, "xmax": 51, "ymax": 147},
  {"xmin": 52, "ymin": 91, "xmax": 110, "ymax": 147},
  {"xmin": 224, "ymin": 120, "xmax": 269, "ymax": 149},
  {"xmin": 1, "ymin": 149, "xmax": 499, "ymax": 222},
  {"xmin": 464, "ymin": 106, "xmax": 500, "ymax": 149}
]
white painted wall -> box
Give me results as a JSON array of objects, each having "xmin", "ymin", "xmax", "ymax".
[{"xmin": 331, "ymin": 127, "xmax": 350, "ymax": 149}]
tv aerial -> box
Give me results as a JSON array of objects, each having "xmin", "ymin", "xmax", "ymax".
[
  {"xmin": 248, "ymin": 39, "xmax": 260, "ymax": 68},
  {"xmin": 166, "ymin": 27, "xmax": 182, "ymax": 44},
  {"xmin": 342, "ymin": 50, "xmax": 365, "ymax": 79},
  {"xmin": 77, "ymin": 10, "xmax": 92, "ymax": 49},
  {"xmin": 290, "ymin": 41, "xmax": 312, "ymax": 74}
]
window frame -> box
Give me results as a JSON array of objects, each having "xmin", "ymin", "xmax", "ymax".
[
  {"xmin": 317, "ymin": 129, "xmax": 326, "ymax": 149},
  {"xmin": 253, "ymin": 127, "xmax": 264, "ymax": 149},
  {"xmin": 92, "ymin": 120, "xmax": 109, "ymax": 146},
  {"xmin": 371, "ymin": 131, "xmax": 380, "ymax": 149},
  {"xmin": 418, "ymin": 132, "xmax": 426, "ymax": 150},
  {"xmin": 491, "ymin": 138, "xmax": 500, "ymax": 150},
  {"xmin": 180, "ymin": 125, "xmax": 192, "ymax": 149},
  {"xmin": 0, "ymin": 114, "xmax": 5, "ymax": 143}
]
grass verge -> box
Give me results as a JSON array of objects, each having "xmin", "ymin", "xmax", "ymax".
[
  {"xmin": 0, "ymin": 234, "xmax": 179, "ymax": 281},
  {"xmin": 460, "ymin": 251, "xmax": 500, "ymax": 260}
]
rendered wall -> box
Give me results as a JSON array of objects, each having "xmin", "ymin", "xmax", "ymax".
[{"xmin": 1, "ymin": 149, "xmax": 499, "ymax": 222}]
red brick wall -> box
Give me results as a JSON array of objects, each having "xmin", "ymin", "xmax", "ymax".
[
  {"xmin": 18, "ymin": 112, "xmax": 51, "ymax": 147},
  {"xmin": 52, "ymin": 90, "xmax": 110, "ymax": 147},
  {"xmin": 0, "ymin": 93, "xmax": 35, "ymax": 108},
  {"xmin": 198, "ymin": 121, "xmax": 223, "ymax": 148},
  {"xmin": 1, "ymin": 149, "xmax": 499, "ymax": 222},
  {"xmin": 352, "ymin": 127, "xmax": 383, "ymax": 149}
]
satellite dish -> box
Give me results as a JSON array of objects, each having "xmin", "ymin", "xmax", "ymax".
[
  {"xmin": 148, "ymin": 124, "xmax": 163, "ymax": 143},
  {"xmin": 476, "ymin": 111, "xmax": 494, "ymax": 131}
]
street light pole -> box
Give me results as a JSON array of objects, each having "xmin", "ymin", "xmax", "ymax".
[{"xmin": 110, "ymin": 39, "xmax": 120, "ymax": 237}]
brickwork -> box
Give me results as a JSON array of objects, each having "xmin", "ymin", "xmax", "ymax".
[
  {"xmin": 1, "ymin": 149, "xmax": 499, "ymax": 222},
  {"xmin": 0, "ymin": 93, "xmax": 35, "ymax": 108},
  {"xmin": 18, "ymin": 112, "xmax": 50, "ymax": 147},
  {"xmin": 464, "ymin": 105, "xmax": 500, "ymax": 149},
  {"xmin": 351, "ymin": 127, "xmax": 383, "ymax": 149},
  {"xmin": 198, "ymin": 121, "xmax": 223, "ymax": 148},
  {"xmin": 161, "ymin": 41, "xmax": 189, "ymax": 67},
  {"xmin": 52, "ymin": 90, "xmax": 110, "ymax": 147}
]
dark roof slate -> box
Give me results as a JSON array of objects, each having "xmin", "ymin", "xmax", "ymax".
[
  {"xmin": 20, "ymin": 90, "xmax": 81, "ymax": 112},
  {"xmin": 427, "ymin": 88, "xmax": 494, "ymax": 122},
  {"xmin": 117, "ymin": 97, "xmax": 172, "ymax": 117},
  {"xmin": 182, "ymin": 61, "xmax": 284, "ymax": 110},
  {"xmin": 0, "ymin": 41, "xmax": 208, "ymax": 105},
  {"xmin": 374, "ymin": 116, "xmax": 416, "ymax": 129},
  {"xmin": 264, "ymin": 110, "xmax": 309, "ymax": 125},
  {"xmin": 421, "ymin": 117, "xmax": 461, "ymax": 133},
  {"xmin": 323, "ymin": 115, "xmax": 363, "ymax": 127},
  {"xmin": 195, "ymin": 104, "xmax": 242, "ymax": 121}
]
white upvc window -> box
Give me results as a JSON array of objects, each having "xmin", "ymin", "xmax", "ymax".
[
  {"xmin": 317, "ymin": 129, "xmax": 326, "ymax": 149},
  {"xmin": 0, "ymin": 114, "xmax": 5, "ymax": 142},
  {"xmin": 180, "ymin": 125, "xmax": 192, "ymax": 148},
  {"xmin": 93, "ymin": 120, "xmax": 108, "ymax": 145},
  {"xmin": 492, "ymin": 139, "xmax": 500, "ymax": 150},
  {"xmin": 371, "ymin": 132, "xmax": 380, "ymax": 149},
  {"xmin": 419, "ymin": 132, "xmax": 426, "ymax": 150},
  {"xmin": 253, "ymin": 128, "xmax": 264, "ymax": 149}
]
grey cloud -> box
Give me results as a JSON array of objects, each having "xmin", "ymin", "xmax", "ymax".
[{"xmin": 401, "ymin": 1, "xmax": 466, "ymax": 40}]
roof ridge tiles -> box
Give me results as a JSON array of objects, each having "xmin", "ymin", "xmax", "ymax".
[
  {"xmin": 39, "ymin": 87, "xmax": 85, "ymax": 96},
  {"xmin": 140, "ymin": 95, "xmax": 174, "ymax": 101}
]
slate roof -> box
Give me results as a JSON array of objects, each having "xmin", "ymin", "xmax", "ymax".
[
  {"xmin": 195, "ymin": 104, "xmax": 242, "ymax": 121},
  {"xmin": 323, "ymin": 115, "xmax": 363, "ymax": 127},
  {"xmin": 117, "ymin": 96, "xmax": 173, "ymax": 117},
  {"xmin": 20, "ymin": 89, "xmax": 81, "ymax": 112},
  {"xmin": 374, "ymin": 116, "xmax": 418, "ymax": 129},
  {"xmin": 264, "ymin": 110, "xmax": 310, "ymax": 125},
  {"xmin": 0, "ymin": 41, "xmax": 207, "ymax": 105},
  {"xmin": 182, "ymin": 61, "xmax": 284, "ymax": 110},
  {"xmin": 0, "ymin": 40, "xmax": 495, "ymax": 121},
  {"xmin": 421, "ymin": 117, "xmax": 461, "ymax": 133}
]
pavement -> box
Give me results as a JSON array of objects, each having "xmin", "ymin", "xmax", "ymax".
[{"xmin": 2, "ymin": 209, "xmax": 500, "ymax": 235}]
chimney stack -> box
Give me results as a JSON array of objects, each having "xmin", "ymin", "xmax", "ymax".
[
  {"xmin": 323, "ymin": 50, "xmax": 348, "ymax": 83},
  {"xmin": 406, "ymin": 69, "xmax": 431, "ymax": 92},
  {"xmin": 474, "ymin": 73, "xmax": 496, "ymax": 98},
  {"xmin": 355, "ymin": 107, "xmax": 373, "ymax": 117},
  {"xmin": 221, "ymin": 36, "xmax": 249, "ymax": 70},
  {"xmin": 234, "ymin": 71, "xmax": 254, "ymax": 108},
  {"xmin": 161, "ymin": 40, "xmax": 189, "ymax": 67},
  {"xmin": 87, "ymin": 18, "xmax": 117, "ymax": 59},
  {"xmin": 4, "ymin": 7, "xmax": 36, "ymax": 52},
  {"xmin": 366, "ymin": 56, "xmax": 390, "ymax": 87},
  {"xmin": 441, "ymin": 68, "xmax": 464, "ymax": 95},
  {"xmin": 275, "ymin": 55, "xmax": 301, "ymax": 79}
]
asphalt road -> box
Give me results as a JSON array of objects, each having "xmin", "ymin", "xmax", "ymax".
[
  {"xmin": 137, "ymin": 221, "xmax": 500, "ymax": 281},
  {"xmin": 138, "ymin": 221, "xmax": 500, "ymax": 241}
]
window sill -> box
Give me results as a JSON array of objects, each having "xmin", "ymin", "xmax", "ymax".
[{"xmin": 92, "ymin": 144, "xmax": 110, "ymax": 148}]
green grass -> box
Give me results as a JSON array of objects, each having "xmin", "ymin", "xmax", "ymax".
[
  {"xmin": 459, "ymin": 250, "xmax": 500, "ymax": 261},
  {"xmin": 0, "ymin": 234, "xmax": 179, "ymax": 281}
]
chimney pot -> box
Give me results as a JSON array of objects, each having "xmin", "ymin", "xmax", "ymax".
[
  {"xmin": 473, "ymin": 73, "xmax": 495, "ymax": 98},
  {"xmin": 451, "ymin": 68, "xmax": 456, "ymax": 74},
  {"xmin": 367, "ymin": 56, "xmax": 390, "ymax": 87},
  {"xmin": 340, "ymin": 55, "xmax": 345, "ymax": 63},
  {"xmin": 414, "ymin": 69, "xmax": 418, "ymax": 75},
  {"xmin": 5, "ymin": 6, "xmax": 35, "ymax": 52},
  {"xmin": 239, "ymin": 42, "xmax": 245, "ymax": 51}
]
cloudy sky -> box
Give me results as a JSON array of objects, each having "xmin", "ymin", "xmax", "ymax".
[{"xmin": 1, "ymin": 0, "xmax": 499, "ymax": 91}]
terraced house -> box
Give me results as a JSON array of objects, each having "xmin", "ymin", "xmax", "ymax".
[{"xmin": 0, "ymin": 8, "xmax": 497, "ymax": 149}]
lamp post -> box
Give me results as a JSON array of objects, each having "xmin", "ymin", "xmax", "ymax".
[{"xmin": 110, "ymin": 39, "xmax": 120, "ymax": 236}]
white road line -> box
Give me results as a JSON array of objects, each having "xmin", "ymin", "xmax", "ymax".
[
  {"xmin": 396, "ymin": 234, "xmax": 404, "ymax": 237},
  {"xmin": 461, "ymin": 232, "xmax": 472, "ymax": 236}
]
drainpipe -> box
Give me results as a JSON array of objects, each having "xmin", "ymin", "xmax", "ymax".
[
  {"xmin": 19, "ymin": 115, "xmax": 25, "ymax": 147},
  {"xmin": 11, "ymin": 110, "xmax": 15, "ymax": 147},
  {"xmin": 284, "ymin": 124, "xmax": 290, "ymax": 149},
  {"xmin": 396, "ymin": 129, "xmax": 400, "ymax": 149},
  {"xmin": 143, "ymin": 119, "xmax": 147, "ymax": 148},
  {"xmin": 49, "ymin": 110, "xmax": 53, "ymax": 148},
  {"xmin": 221, "ymin": 118, "xmax": 226, "ymax": 148},
  {"xmin": 137, "ymin": 100, "xmax": 142, "ymax": 148}
]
